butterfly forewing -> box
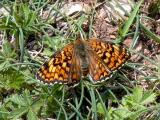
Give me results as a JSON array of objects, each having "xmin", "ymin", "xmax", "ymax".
[
  {"xmin": 87, "ymin": 39, "xmax": 130, "ymax": 71},
  {"xmin": 36, "ymin": 44, "xmax": 81, "ymax": 85}
]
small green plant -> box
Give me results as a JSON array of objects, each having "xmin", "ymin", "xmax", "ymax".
[
  {"xmin": 1, "ymin": 90, "xmax": 44, "ymax": 120},
  {"xmin": 97, "ymin": 87, "xmax": 157, "ymax": 120},
  {"xmin": 0, "ymin": 3, "xmax": 39, "ymax": 62}
]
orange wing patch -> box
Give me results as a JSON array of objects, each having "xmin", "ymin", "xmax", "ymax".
[
  {"xmin": 88, "ymin": 39, "xmax": 130, "ymax": 71},
  {"xmin": 36, "ymin": 44, "xmax": 81, "ymax": 85},
  {"xmin": 87, "ymin": 49, "xmax": 111, "ymax": 82}
]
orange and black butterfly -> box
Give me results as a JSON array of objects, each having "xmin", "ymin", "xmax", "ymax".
[{"xmin": 36, "ymin": 38, "xmax": 130, "ymax": 86}]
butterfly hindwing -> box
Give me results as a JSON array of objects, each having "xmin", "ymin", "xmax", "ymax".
[
  {"xmin": 69, "ymin": 47, "xmax": 82, "ymax": 85},
  {"xmin": 87, "ymin": 49, "xmax": 112, "ymax": 83}
]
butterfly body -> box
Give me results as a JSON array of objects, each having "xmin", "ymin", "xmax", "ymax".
[
  {"xmin": 74, "ymin": 39, "xmax": 89, "ymax": 77},
  {"xmin": 36, "ymin": 38, "xmax": 130, "ymax": 86}
]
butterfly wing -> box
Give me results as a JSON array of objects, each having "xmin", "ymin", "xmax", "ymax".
[
  {"xmin": 36, "ymin": 43, "xmax": 81, "ymax": 85},
  {"xmin": 88, "ymin": 39, "xmax": 130, "ymax": 71},
  {"xmin": 69, "ymin": 46, "xmax": 82, "ymax": 85},
  {"xmin": 86, "ymin": 39, "xmax": 130, "ymax": 83},
  {"xmin": 87, "ymin": 49, "xmax": 112, "ymax": 82}
]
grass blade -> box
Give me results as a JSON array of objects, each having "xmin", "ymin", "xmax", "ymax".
[{"xmin": 140, "ymin": 23, "xmax": 160, "ymax": 43}]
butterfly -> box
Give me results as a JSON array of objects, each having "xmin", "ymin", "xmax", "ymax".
[{"xmin": 36, "ymin": 38, "xmax": 130, "ymax": 86}]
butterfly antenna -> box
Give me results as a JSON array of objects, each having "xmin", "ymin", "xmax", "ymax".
[{"xmin": 80, "ymin": 31, "xmax": 85, "ymax": 41}]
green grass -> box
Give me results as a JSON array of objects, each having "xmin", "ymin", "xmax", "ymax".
[{"xmin": 0, "ymin": 0, "xmax": 160, "ymax": 120}]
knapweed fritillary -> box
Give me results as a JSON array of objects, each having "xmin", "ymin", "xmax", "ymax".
[{"xmin": 36, "ymin": 38, "xmax": 130, "ymax": 86}]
